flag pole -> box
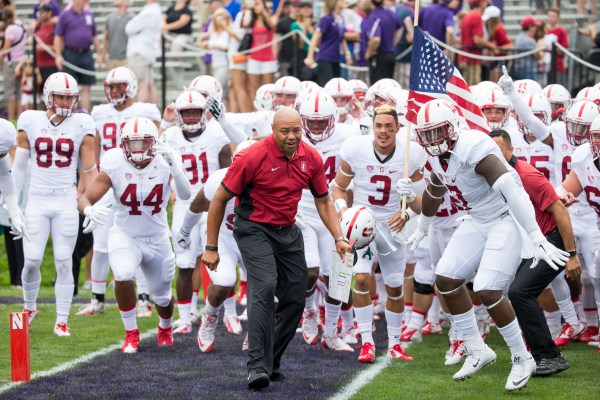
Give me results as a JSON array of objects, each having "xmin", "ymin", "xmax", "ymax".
[{"xmin": 402, "ymin": 0, "xmax": 420, "ymax": 219}]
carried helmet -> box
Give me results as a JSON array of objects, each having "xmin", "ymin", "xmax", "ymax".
[{"xmin": 339, "ymin": 205, "xmax": 377, "ymax": 249}]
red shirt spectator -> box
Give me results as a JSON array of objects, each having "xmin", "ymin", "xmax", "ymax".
[
  {"xmin": 458, "ymin": 8, "xmax": 484, "ymax": 65},
  {"xmin": 34, "ymin": 17, "xmax": 56, "ymax": 67}
]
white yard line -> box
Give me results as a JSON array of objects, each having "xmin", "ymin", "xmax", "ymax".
[
  {"xmin": 0, "ymin": 329, "xmax": 157, "ymax": 395},
  {"xmin": 328, "ymin": 356, "xmax": 392, "ymax": 400}
]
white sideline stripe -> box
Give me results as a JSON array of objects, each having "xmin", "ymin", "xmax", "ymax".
[
  {"xmin": 0, "ymin": 329, "xmax": 157, "ymax": 395},
  {"xmin": 328, "ymin": 356, "xmax": 392, "ymax": 400}
]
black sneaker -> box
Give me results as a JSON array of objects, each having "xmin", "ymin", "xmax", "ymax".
[
  {"xmin": 270, "ymin": 370, "xmax": 287, "ymax": 382},
  {"xmin": 532, "ymin": 355, "xmax": 570, "ymax": 377},
  {"xmin": 248, "ymin": 370, "xmax": 270, "ymax": 390},
  {"xmin": 552, "ymin": 354, "xmax": 570, "ymax": 374}
]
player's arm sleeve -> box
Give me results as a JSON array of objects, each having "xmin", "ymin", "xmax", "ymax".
[
  {"xmin": 0, "ymin": 156, "xmax": 18, "ymax": 212},
  {"xmin": 492, "ymin": 172, "xmax": 541, "ymax": 236},
  {"xmin": 218, "ymin": 115, "xmax": 248, "ymax": 145},
  {"xmin": 221, "ymin": 153, "xmax": 253, "ymax": 196},
  {"xmin": 506, "ymin": 91, "xmax": 550, "ymax": 142}
]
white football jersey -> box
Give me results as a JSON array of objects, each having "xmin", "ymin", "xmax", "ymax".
[
  {"xmin": 423, "ymin": 162, "xmax": 465, "ymax": 229},
  {"xmin": 101, "ymin": 148, "xmax": 172, "ymax": 238},
  {"xmin": 91, "ymin": 102, "xmax": 161, "ymax": 158},
  {"xmin": 0, "ymin": 118, "xmax": 16, "ymax": 154},
  {"xmin": 428, "ymin": 130, "xmax": 512, "ymax": 223},
  {"xmin": 341, "ymin": 134, "xmax": 427, "ymax": 220},
  {"xmin": 226, "ymin": 111, "xmax": 271, "ymax": 138},
  {"xmin": 571, "ymin": 143, "xmax": 600, "ymax": 216},
  {"xmin": 509, "ymin": 126, "xmax": 555, "ymax": 183},
  {"xmin": 352, "ymin": 115, "xmax": 372, "ymax": 136},
  {"xmin": 297, "ymin": 124, "xmax": 356, "ymax": 214},
  {"xmin": 163, "ymin": 119, "xmax": 231, "ymax": 198},
  {"xmin": 203, "ymin": 168, "xmax": 236, "ymax": 233},
  {"xmin": 17, "ymin": 110, "xmax": 95, "ymax": 191}
]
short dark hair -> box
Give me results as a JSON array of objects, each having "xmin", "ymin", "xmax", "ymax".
[
  {"xmin": 489, "ymin": 129, "xmax": 512, "ymax": 145},
  {"xmin": 373, "ymin": 105, "xmax": 399, "ymax": 123}
]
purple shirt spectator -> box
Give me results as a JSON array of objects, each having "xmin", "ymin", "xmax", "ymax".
[
  {"xmin": 364, "ymin": 6, "xmax": 400, "ymax": 54},
  {"xmin": 315, "ymin": 13, "xmax": 345, "ymax": 63},
  {"xmin": 55, "ymin": 7, "xmax": 97, "ymax": 50},
  {"xmin": 419, "ymin": 2, "xmax": 454, "ymax": 44},
  {"xmin": 358, "ymin": 17, "xmax": 369, "ymax": 67},
  {"xmin": 33, "ymin": 0, "xmax": 61, "ymax": 20}
]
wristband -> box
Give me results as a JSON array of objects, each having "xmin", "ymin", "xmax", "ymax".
[
  {"xmin": 334, "ymin": 199, "xmax": 348, "ymax": 213},
  {"xmin": 205, "ymin": 245, "xmax": 218, "ymax": 252},
  {"xmin": 160, "ymin": 119, "xmax": 173, "ymax": 130},
  {"xmin": 335, "ymin": 236, "xmax": 349, "ymax": 244},
  {"xmin": 567, "ymin": 250, "xmax": 577, "ymax": 257}
]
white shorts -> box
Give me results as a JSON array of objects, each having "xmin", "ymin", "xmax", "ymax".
[
  {"xmin": 204, "ymin": 230, "xmax": 245, "ymax": 287},
  {"xmin": 299, "ymin": 211, "xmax": 334, "ymax": 275},
  {"xmin": 92, "ymin": 189, "xmax": 115, "ymax": 253},
  {"xmin": 171, "ymin": 199, "xmax": 203, "ymax": 269},
  {"xmin": 354, "ymin": 225, "xmax": 406, "ymax": 288},
  {"xmin": 246, "ymin": 59, "xmax": 278, "ymax": 75},
  {"xmin": 24, "ymin": 188, "xmax": 79, "ymax": 261},
  {"xmin": 401, "ymin": 216, "xmax": 418, "ymax": 264},
  {"xmin": 229, "ymin": 59, "xmax": 247, "ymax": 71},
  {"xmin": 21, "ymin": 93, "xmax": 34, "ymax": 106},
  {"xmin": 436, "ymin": 215, "xmax": 522, "ymax": 292},
  {"xmin": 108, "ymin": 228, "xmax": 176, "ymax": 307},
  {"xmin": 413, "ymin": 235, "xmax": 434, "ymax": 286},
  {"xmin": 570, "ymin": 208, "xmax": 600, "ymax": 276}
]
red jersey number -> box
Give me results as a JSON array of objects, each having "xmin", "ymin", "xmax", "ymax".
[
  {"xmin": 561, "ymin": 156, "xmax": 571, "ymax": 182},
  {"xmin": 102, "ymin": 122, "xmax": 126, "ymax": 151},
  {"xmin": 368, "ymin": 175, "xmax": 391, "ymax": 206},
  {"xmin": 323, "ymin": 156, "xmax": 336, "ymax": 183},
  {"xmin": 445, "ymin": 185, "xmax": 470, "ymax": 211},
  {"xmin": 518, "ymin": 155, "xmax": 551, "ymax": 180},
  {"xmin": 120, "ymin": 183, "xmax": 164, "ymax": 215},
  {"xmin": 34, "ymin": 137, "xmax": 74, "ymax": 168},
  {"xmin": 181, "ymin": 153, "xmax": 209, "ymax": 185},
  {"xmin": 584, "ymin": 186, "xmax": 600, "ymax": 216}
]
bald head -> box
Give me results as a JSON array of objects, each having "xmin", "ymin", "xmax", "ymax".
[
  {"xmin": 273, "ymin": 106, "xmax": 301, "ymax": 126},
  {"xmin": 272, "ymin": 106, "xmax": 302, "ymax": 159}
]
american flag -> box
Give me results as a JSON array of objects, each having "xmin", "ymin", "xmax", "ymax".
[{"xmin": 406, "ymin": 27, "xmax": 490, "ymax": 134}]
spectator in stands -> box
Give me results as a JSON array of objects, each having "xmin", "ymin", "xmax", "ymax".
[
  {"xmin": 458, "ymin": 0, "xmax": 497, "ymax": 85},
  {"xmin": 545, "ymin": 8, "xmax": 568, "ymax": 86},
  {"xmin": 393, "ymin": 0, "xmax": 414, "ymax": 89},
  {"xmin": 577, "ymin": 0, "xmax": 596, "ymax": 16},
  {"xmin": 342, "ymin": 0, "xmax": 362, "ymax": 80},
  {"xmin": 16, "ymin": 59, "xmax": 42, "ymax": 111},
  {"xmin": 482, "ymin": 5, "xmax": 512, "ymax": 82},
  {"xmin": 100, "ymin": 0, "xmax": 132, "ymax": 70},
  {"xmin": 203, "ymin": 8, "xmax": 236, "ymax": 107},
  {"xmin": 513, "ymin": 16, "xmax": 542, "ymax": 81},
  {"xmin": 276, "ymin": 1, "xmax": 299, "ymax": 78},
  {"xmin": 1, "ymin": 7, "xmax": 27, "ymax": 122},
  {"xmin": 125, "ymin": 0, "xmax": 161, "ymax": 103},
  {"xmin": 420, "ymin": 0, "xmax": 459, "ymax": 46},
  {"xmin": 242, "ymin": 0, "xmax": 284, "ymax": 101},
  {"xmin": 291, "ymin": 0, "xmax": 314, "ymax": 80},
  {"xmin": 227, "ymin": 3, "xmax": 252, "ymax": 112},
  {"xmin": 54, "ymin": 0, "xmax": 99, "ymax": 112},
  {"xmin": 305, "ymin": 0, "xmax": 350, "ymax": 87},
  {"xmin": 357, "ymin": 0, "xmax": 373, "ymax": 84},
  {"xmin": 33, "ymin": 4, "xmax": 57, "ymax": 90},
  {"xmin": 163, "ymin": 0, "xmax": 194, "ymax": 53},
  {"xmin": 32, "ymin": 0, "xmax": 60, "ymax": 24}
]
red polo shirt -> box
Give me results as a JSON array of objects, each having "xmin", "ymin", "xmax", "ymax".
[
  {"xmin": 513, "ymin": 157, "xmax": 558, "ymax": 235},
  {"xmin": 221, "ymin": 135, "xmax": 329, "ymax": 226},
  {"xmin": 458, "ymin": 11, "xmax": 484, "ymax": 65}
]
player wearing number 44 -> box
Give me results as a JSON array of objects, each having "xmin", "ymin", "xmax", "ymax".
[
  {"xmin": 78, "ymin": 117, "xmax": 192, "ymax": 353},
  {"xmin": 14, "ymin": 72, "xmax": 98, "ymax": 337}
]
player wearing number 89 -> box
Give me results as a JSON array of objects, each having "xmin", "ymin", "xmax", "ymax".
[
  {"xmin": 78, "ymin": 117, "xmax": 192, "ymax": 353},
  {"xmin": 13, "ymin": 72, "xmax": 98, "ymax": 336},
  {"xmin": 164, "ymin": 90, "xmax": 232, "ymax": 334},
  {"xmin": 332, "ymin": 105, "xmax": 427, "ymax": 363},
  {"xmin": 79, "ymin": 68, "xmax": 161, "ymax": 317}
]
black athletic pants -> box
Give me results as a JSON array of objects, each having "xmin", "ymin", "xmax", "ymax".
[
  {"xmin": 368, "ymin": 52, "xmax": 396, "ymax": 84},
  {"xmin": 233, "ymin": 218, "xmax": 308, "ymax": 376},
  {"xmin": 4, "ymin": 226, "xmax": 24, "ymax": 286},
  {"xmin": 508, "ymin": 228, "xmax": 565, "ymax": 362}
]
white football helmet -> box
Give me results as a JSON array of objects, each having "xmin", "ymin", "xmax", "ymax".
[
  {"xmin": 43, "ymin": 72, "xmax": 79, "ymax": 117},
  {"xmin": 565, "ymin": 100, "xmax": 600, "ymax": 147},
  {"xmin": 348, "ymin": 79, "xmax": 368, "ymax": 100},
  {"xmin": 384, "ymin": 88, "xmax": 409, "ymax": 126},
  {"xmin": 324, "ymin": 78, "xmax": 353, "ymax": 116},
  {"xmin": 475, "ymin": 87, "xmax": 511, "ymax": 129},
  {"xmin": 517, "ymin": 93, "xmax": 552, "ymax": 137},
  {"xmin": 515, "ymin": 79, "xmax": 543, "ymax": 95},
  {"xmin": 174, "ymin": 90, "xmax": 208, "ymax": 134},
  {"xmin": 272, "ymin": 76, "xmax": 303, "ymax": 109},
  {"xmin": 299, "ymin": 89, "xmax": 336, "ymax": 142},
  {"xmin": 589, "ymin": 115, "xmax": 600, "ymax": 159},
  {"xmin": 120, "ymin": 117, "xmax": 159, "ymax": 167},
  {"xmin": 339, "ymin": 205, "xmax": 377, "ymax": 249},
  {"xmin": 104, "ymin": 67, "xmax": 138, "ymax": 105},
  {"xmin": 415, "ymin": 99, "xmax": 464, "ymax": 156},
  {"xmin": 364, "ymin": 84, "xmax": 392, "ymax": 118},
  {"xmin": 254, "ymin": 83, "xmax": 275, "ymax": 111},
  {"xmin": 575, "ymin": 86, "xmax": 600, "ymax": 105},
  {"xmin": 301, "ymin": 80, "xmax": 320, "ymax": 92},
  {"xmin": 476, "ymin": 80, "xmax": 502, "ymax": 92},
  {"xmin": 189, "ymin": 75, "xmax": 223, "ymax": 102},
  {"xmin": 542, "ymin": 84, "xmax": 571, "ymax": 120},
  {"xmin": 233, "ymin": 139, "xmax": 257, "ymax": 158},
  {"xmin": 372, "ymin": 78, "xmax": 402, "ymax": 91}
]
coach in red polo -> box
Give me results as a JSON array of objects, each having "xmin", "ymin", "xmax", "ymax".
[{"xmin": 202, "ymin": 107, "xmax": 352, "ymax": 391}]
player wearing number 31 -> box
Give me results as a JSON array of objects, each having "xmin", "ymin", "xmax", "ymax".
[
  {"xmin": 14, "ymin": 72, "xmax": 98, "ymax": 337},
  {"xmin": 78, "ymin": 117, "xmax": 192, "ymax": 353}
]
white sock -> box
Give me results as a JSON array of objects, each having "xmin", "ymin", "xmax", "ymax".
[
  {"xmin": 409, "ymin": 309, "xmax": 426, "ymax": 330},
  {"xmin": 305, "ymin": 290, "xmax": 317, "ymax": 312},
  {"xmin": 473, "ymin": 302, "xmax": 485, "ymax": 315},
  {"xmin": 497, "ymin": 319, "xmax": 529, "ymax": 358},
  {"xmin": 427, "ymin": 294, "xmax": 441, "ymax": 323},
  {"xmin": 403, "ymin": 303, "xmax": 413, "ymax": 327},
  {"xmin": 22, "ymin": 277, "xmax": 41, "ymax": 311},
  {"xmin": 544, "ymin": 310, "xmax": 562, "ymax": 329},
  {"xmin": 324, "ymin": 301, "xmax": 341, "ymax": 337},
  {"xmin": 556, "ymin": 298, "xmax": 580, "ymax": 326},
  {"xmin": 340, "ymin": 305, "xmax": 354, "ymax": 330},
  {"xmin": 159, "ymin": 316, "xmax": 172, "ymax": 329},
  {"xmin": 375, "ymin": 273, "xmax": 386, "ymax": 303},
  {"xmin": 135, "ymin": 268, "xmax": 148, "ymax": 294},
  {"xmin": 120, "ymin": 306, "xmax": 137, "ymax": 331},
  {"xmin": 91, "ymin": 250, "xmax": 109, "ymax": 295},
  {"xmin": 354, "ymin": 304, "xmax": 374, "ymax": 345},
  {"xmin": 177, "ymin": 300, "xmax": 191, "ymax": 324},
  {"xmin": 205, "ymin": 297, "xmax": 221, "ymax": 315},
  {"xmin": 385, "ymin": 308, "xmax": 403, "ymax": 347},
  {"xmin": 584, "ymin": 307, "xmax": 599, "ymax": 327},
  {"xmin": 55, "ymin": 283, "xmax": 74, "ymax": 325},
  {"xmin": 191, "ymin": 290, "xmax": 199, "ymax": 315},
  {"xmin": 224, "ymin": 295, "xmax": 237, "ymax": 318},
  {"xmin": 453, "ymin": 308, "xmax": 485, "ymax": 351}
]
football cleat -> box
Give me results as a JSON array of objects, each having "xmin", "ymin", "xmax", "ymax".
[
  {"xmin": 358, "ymin": 342, "xmax": 376, "ymax": 363},
  {"xmin": 321, "ymin": 334, "xmax": 354, "ymax": 352},
  {"xmin": 242, "ymin": 333, "xmax": 249, "ymax": 351},
  {"xmin": 505, "ymin": 354, "xmax": 536, "ymax": 391},
  {"xmin": 237, "ymin": 281, "xmax": 247, "ymax": 306},
  {"xmin": 453, "ymin": 345, "xmax": 497, "ymax": 381},
  {"xmin": 555, "ymin": 322, "xmax": 586, "ymax": 346},
  {"xmin": 197, "ymin": 313, "xmax": 218, "ymax": 352},
  {"xmin": 373, "ymin": 302, "xmax": 385, "ymax": 316},
  {"xmin": 122, "ymin": 329, "xmax": 140, "ymax": 353},
  {"xmin": 388, "ymin": 344, "xmax": 414, "ymax": 361},
  {"xmin": 173, "ymin": 322, "xmax": 192, "ymax": 335},
  {"xmin": 24, "ymin": 307, "xmax": 39, "ymax": 326},
  {"xmin": 577, "ymin": 325, "xmax": 599, "ymax": 343},
  {"xmin": 136, "ymin": 299, "xmax": 152, "ymax": 318},
  {"xmin": 76, "ymin": 299, "xmax": 106, "ymax": 315},
  {"xmin": 400, "ymin": 327, "xmax": 423, "ymax": 343},
  {"xmin": 445, "ymin": 340, "xmax": 466, "ymax": 366},
  {"xmin": 53, "ymin": 322, "xmax": 71, "ymax": 337},
  {"xmin": 223, "ymin": 315, "xmax": 243, "ymax": 335},
  {"xmin": 302, "ymin": 310, "xmax": 319, "ymax": 345},
  {"xmin": 157, "ymin": 325, "xmax": 174, "ymax": 346},
  {"xmin": 341, "ymin": 325, "xmax": 359, "ymax": 345},
  {"xmin": 422, "ymin": 320, "xmax": 443, "ymax": 335}
]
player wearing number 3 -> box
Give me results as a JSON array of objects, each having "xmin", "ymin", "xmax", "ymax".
[
  {"xmin": 13, "ymin": 72, "xmax": 98, "ymax": 336},
  {"xmin": 78, "ymin": 117, "xmax": 192, "ymax": 353}
]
